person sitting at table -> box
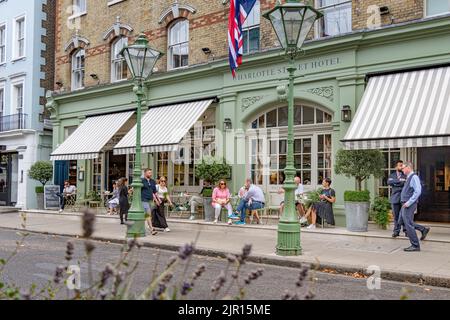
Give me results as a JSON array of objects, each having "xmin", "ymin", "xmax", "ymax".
[
  {"xmin": 211, "ymin": 179, "xmax": 233, "ymax": 224},
  {"xmin": 186, "ymin": 180, "xmax": 213, "ymax": 220},
  {"xmin": 58, "ymin": 180, "xmax": 76, "ymax": 212},
  {"xmin": 152, "ymin": 176, "xmax": 173, "ymax": 232},
  {"xmin": 107, "ymin": 181, "xmax": 119, "ymax": 215},
  {"xmin": 304, "ymin": 177, "xmax": 336, "ymax": 229},
  {"xmin": 233, "ymin": 178, "xmax": 265, "ymax": 225},
  {"xmin": 278, "ymin": 176, "xmax": 306, "ymax": 222},
  {"xmin": 228, "ymin": 183, "xmax": 250, "ymax": 222}
]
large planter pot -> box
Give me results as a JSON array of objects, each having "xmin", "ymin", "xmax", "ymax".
[
  {"xmin": 203, "ymin": 197, "xmax": 214, "ymax": 222},
  {"xmin": 36, "ymin": 193, "xmax": 44, "ymax": 210},
  {"xmin": 345, "ymin": 201, "xmax": 370, "ymax": 232}
]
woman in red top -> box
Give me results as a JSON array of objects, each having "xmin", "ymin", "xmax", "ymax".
[{"xmin": 211, "ymin": 179, "xmax": 233, "ymax": 224}]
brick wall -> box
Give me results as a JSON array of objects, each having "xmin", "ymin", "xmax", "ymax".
[
  {"xmin": 352, "ymin": 0, "xmax": 423, "ymax": 30},
  {"xmin": 41, "ymin": 0, "xmax": 56, "ymax": 117},
  {"xmin": 54, "ymin": 0, "xmax": 426, "ymax": 92}
]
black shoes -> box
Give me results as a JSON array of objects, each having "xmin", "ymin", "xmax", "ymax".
[
  {"xmin": 392, "ymin": 233, "xmax": 400, "ymax": 238},
  {"xmin": 420, "ymin": 227, "xmax": 430, "ymax": 241},
  {"xmin": 404, "ymin": 246, "xmax": 420, "ymax": 252}
]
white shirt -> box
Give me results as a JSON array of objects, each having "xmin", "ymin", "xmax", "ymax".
[
  {"xmin": 295, "ymin": 183, "xmax": 304, "ymax": 196},
  {"xmin": 156, "ymin": 185, "xmax": 168, "ymax": 199}
]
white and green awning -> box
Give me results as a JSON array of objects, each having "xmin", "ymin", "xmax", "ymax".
[
  {"xmin": 114, "ymin": 99, "xmax": 214, "ymax": 155},
  {"xmin": 50, "ymin": 111, "xmax": 135, "ymax": 161},
  {"xmin": 342, "ymin": 66, "xmax": 450, "ymax": 150}
]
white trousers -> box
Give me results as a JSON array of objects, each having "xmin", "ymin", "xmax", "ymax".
[{"xmin": 213, "ymin": 203, "xmax": 233, "ymax": 220}]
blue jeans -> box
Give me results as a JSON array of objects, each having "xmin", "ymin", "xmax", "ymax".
[{"xmin": 239, "ymin": 200, "xmax": 265, "ymax": 222}]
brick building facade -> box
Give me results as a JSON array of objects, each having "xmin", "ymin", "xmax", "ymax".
[{"xmin": 53, "ymin": 0, "xmax": 432, "ymax": 92}]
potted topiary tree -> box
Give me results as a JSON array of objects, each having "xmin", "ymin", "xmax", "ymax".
[
  {"xmin": 195, "ymin": 156, "xmax": 232, "ymax": 222},
  {"xmin": 335, "ymin": 149, "xmax": 384, "ymax": 232},
  {"xmin": 28, "ymin": 161, "xmax": 53, "ymax": 210}
]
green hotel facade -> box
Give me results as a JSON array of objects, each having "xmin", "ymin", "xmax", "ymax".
[{"xmin": 47, "ymin": 15, "xmax": 450, "ymax": 224}]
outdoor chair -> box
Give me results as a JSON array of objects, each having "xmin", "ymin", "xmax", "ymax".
[{"xmin": 63, "ymin": 194, "xmax": 77, "ymax": 211}]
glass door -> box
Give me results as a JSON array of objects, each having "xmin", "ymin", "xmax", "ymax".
[
  {"xmin": 417, "ymin": 147, "xmax": 450, "ymax": 222},
  {"xmin": 0, "ymin": 153, "xmax": 18, "ymax": 206}
]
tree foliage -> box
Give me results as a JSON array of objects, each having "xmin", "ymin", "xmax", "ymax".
[
  {"xmin": 28, "ymin": 161, "xmax": 53, "ymax": 186},
  {"xmin": 195, "ymin": 156, "xmax": 232, "ymax": 184},
  {"xmin": 334, "ymin": 149, "xmax": 384, "ymax": 191}
]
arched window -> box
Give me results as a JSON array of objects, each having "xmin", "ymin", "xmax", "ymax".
[
  {"xmin": 71, "ymin": 49, "xmax": 85, "ymax": 90},
  {"xmin": 168, "ymin": 19, "xmax": 189, "ymax": 70},
  {"xmin": 111, "ymin": 37, "xmax": 128, "ymax": 82},
  {"xmin": 248, "ymin": 105, "xmax": 333, "ymax": 187},
  {"xmin": 250, "ymin": 105, "xmax": 332, "ymax": 129}
]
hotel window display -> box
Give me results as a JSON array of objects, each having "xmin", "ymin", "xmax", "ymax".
[
  {"xmin": 378, "ymin": 148, "xmax": 401, "ymax": 198},
  {"xmin": 92, "ymin": 154, "xmax": 103, "ymax": 192},
  {"xmin": 317, "ymin": 134, "xmax": 332, "ymax": 185},
  {"xmin": 249, "ymin": 105, "xmax": 333, "ymax": 188}
]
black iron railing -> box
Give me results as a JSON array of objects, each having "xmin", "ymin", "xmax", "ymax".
[{"xmin": 0, "ymin": 113, "xmax": 28, "ymax": 132}]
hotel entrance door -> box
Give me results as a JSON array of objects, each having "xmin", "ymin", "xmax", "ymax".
[{"xmin": 417, "ymin": 147, "xmax": 450, "ymax": 222}]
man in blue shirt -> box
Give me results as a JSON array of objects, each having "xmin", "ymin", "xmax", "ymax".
[
  {"xmin": 399, "ymin": 162, "xmax": 430, "ymax": 252},
  {"xmin": 388, "ymin": 160, "xmax": 407, "ymax": 238},
  {"xmin": 142, "ymin": 168, "xmax": 159, "ymax": 235},
  {"xmin": 232, "ymin": 178, "xmax": 265, "ymax": 225}
]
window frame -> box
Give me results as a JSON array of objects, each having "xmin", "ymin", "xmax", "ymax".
[
  {"xmin": 0, "ymin": 23, "xmax": 6, "ymax": 64},
  {"xmin": 70, "ymin": 0, "xmax": 87, "ymax": 19},
  {"xmin": 10, "ymin": 77, "xmax": 25, "ymax": 115},
  {"xmin": 12, "ymin": 15, "xmax": 26, "ymax": 60},
  {"xmin": 424, "ymin": 0, "xmax": 450, "ymax": 17},
  {"xmin": 167, "ymin": 19, "xmax": 189, "ymax": 70},
  {"xmin": 71, "ymin": 48, "xmax": 85, "ymax": 91},
  {"xmin": 0, "ymin": 83, "xmax": 5, "ymax": 118},
  {"xmin": 242, "ymin": 0, "xmax": 261, "ymax": 55},
  {"xmin": 110, "ymin": 36, "xmax": 128, "ymax": 82},
  {"xmin": 314, "ymin": 0, "xmax": 352, "ymax": 39}
]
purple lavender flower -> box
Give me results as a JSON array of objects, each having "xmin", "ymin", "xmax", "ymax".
[{"xmin": 178, "ymin": 243, "xmax": 194, "ymax": 260}]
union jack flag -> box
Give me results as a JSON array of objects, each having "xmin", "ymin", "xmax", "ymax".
[{"xmin": 228, "ymin": 0, "xmax": 258, "ymax": 78}]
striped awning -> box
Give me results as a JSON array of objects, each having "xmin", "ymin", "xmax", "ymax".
[
  {"xmin": 114, "ymin": 99, "xmax": 214, "ymax": 155},
  {"xmin": 50, "ymin": 111, "xmax": 135, "ymax": 161},
  {"xmin": 342, "ymin": 66, "xmax": 450, "ymax": 150}
]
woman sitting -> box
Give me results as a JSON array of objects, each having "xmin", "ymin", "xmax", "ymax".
[
  {"xmin": 107, "ymin": 182, "xmax": 119, "ymax": 215},
  {"xmin": 304, "ymin": 178, "xmax": 336, "ymax": 229},
  {"xmin": 152, "ymin": 176, "xmax": 173, "ymax": 232},
  {"xmin": 211, "ymin": 179, "xmax": 233, "ymax": 224}
]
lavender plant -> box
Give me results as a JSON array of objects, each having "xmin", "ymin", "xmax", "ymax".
[{"xmin": 0, "ymin": 209, "xmax": 315, "ymax": 300}]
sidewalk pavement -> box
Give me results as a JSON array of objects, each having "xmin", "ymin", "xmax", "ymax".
[{"xmin": 2, "ymin": 210, "xmax": 450, "ymax": 288}]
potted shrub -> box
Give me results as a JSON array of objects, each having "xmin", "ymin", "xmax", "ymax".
[
  {"xmin": 335, "ymin": 149, "xmax": 384, "ymax": 232},
  {"xmin": 371, "ymin": 196, "xmax": 391, "ymax": 230},
  {"xmin": 28, "ymin": 161, "xmax": 53, "ymax": 210},
  {"xmin": 195, "ymin": 156, "xmax": 232, "ymax": 221}
]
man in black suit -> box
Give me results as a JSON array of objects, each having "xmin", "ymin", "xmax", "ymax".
[{"xmin": 388, "ymin": 160, "xmax": 407, "ymax": 238}]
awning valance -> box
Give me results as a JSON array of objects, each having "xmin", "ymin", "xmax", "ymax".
[
  {"xmin": 50, "ymin": 111, "xmax": 135, "ymax": 161},
  {"xmin": 114, "ymin": 99, "xmax": 214, "ymax": 155},
  {"xmin": 342, "ymin": 66, "xmax": 450, "ymax": 150}
]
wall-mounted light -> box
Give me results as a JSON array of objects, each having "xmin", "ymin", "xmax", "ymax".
[
  {"xmin": 224, "ymin": 118, "xmax": 233, "ymax": 130},
  {"xmin": 78, "ymin": 167, "xmax": 85, "ymax": 181},
  {"xmin": 341, "ymin": 105, "xmax": 352, "ymax": 122},
  {"xmin": 90, "ymin": 74, "xmax": 100, "ymax": 84}
]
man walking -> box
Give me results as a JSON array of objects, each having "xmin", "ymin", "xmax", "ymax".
[
  {"xmin": 388, "ymin": 160, "xmax": 407, "ymax": 238},
  {"xmin": 234, "ymin": 178, "xmax": 265, "ymax": 225},
  {"xmin": 142, "ymin": 169, "xmax": 159, "ymax": 235},
  {"xmin": 399, "ymin": 162, "xmax": 430, "ymax": 252}
]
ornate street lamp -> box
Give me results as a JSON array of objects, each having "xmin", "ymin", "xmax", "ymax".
[
  {"xmin": 263, "ymin": 1, "xmax": 322, "ymax": 256},
  {"xmin": 120, "ymin": 33, "xmax": 163, "ymax": 238}
]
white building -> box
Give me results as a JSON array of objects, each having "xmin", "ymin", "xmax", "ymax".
[{"xmin": 0, "ymin": 0, "xmax": 54, "ymax": 209}]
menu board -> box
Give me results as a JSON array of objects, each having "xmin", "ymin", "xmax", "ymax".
[{"xmin": 44, "ymin": 185, "xmax": 61, "ymax": 210}]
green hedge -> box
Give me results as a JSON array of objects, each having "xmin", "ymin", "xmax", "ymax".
[
  {"xmin": 344, "ymin": 190, "xmax": 370, "ymax": 202},
  {"xmin": 35, "ymin": 186, "xmax": 44, "ymax": 194}
]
